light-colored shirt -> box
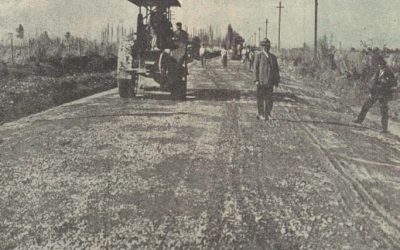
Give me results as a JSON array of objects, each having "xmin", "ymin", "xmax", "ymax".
[
  {"xmin": 199, "ymin": 47, "xmax": 206, "ymax": 56},
  {"xmin": 221, "ymin": 49, "xmax": 228, "ymax": 56}
]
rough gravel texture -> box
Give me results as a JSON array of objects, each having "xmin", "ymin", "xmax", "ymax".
[{"xmin": 1, "ymin": 59, "xmax": 400, "ymax": 249}]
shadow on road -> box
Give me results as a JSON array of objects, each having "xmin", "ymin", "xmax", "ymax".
[
  {"xmin": 188, "ymin": 89, "xmax": 241, "ymax": 101},
  {"xmin": 273, "ymin": 92, "xmax": 310, "ymax": 105},
  {"xmin": 135, "ymin": 89, "xmax": 310, "ymax": 104},
  {"xmin": 133, "ymin": 88, "xmax": 243, "ymax": 102},
  {"xmin": 272, "ymin": 117, "xmax": 377, "ymax": 131},
  {"xmin": 31, "ymin": 112, "xmax": 191, "ymax": 123}
]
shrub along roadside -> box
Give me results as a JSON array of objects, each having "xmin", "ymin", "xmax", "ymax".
[
  {"xmin": 0, "ymin": 72, "xmax": 117, "ymax": 124},
  {"xmin": 284, "ymin": 60, "xmax": 400, "ymax": 122}
]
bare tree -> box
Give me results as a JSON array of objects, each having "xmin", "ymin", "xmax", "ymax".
[
  {"xmin": 16, "ymin": 24, "xmax": 24, "ymax": 39},
  {"xmin": 226, "ymin": 24, "xmax": 233, "ymax": 49},
  {"xmin": 16, "ymin": 24, "xmax": 24, "ymax": 62},
  {"xmin": 65, "ymin": 32, "xmax": 71, "ymax": 55}
]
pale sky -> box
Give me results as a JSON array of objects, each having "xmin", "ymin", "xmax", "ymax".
[{"xmin": 1, "ymin": 0, "xmax": 400, "ymax": 48}]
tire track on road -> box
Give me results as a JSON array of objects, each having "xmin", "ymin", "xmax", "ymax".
[
  {"xmin": 234, "ymin": 107, "xmax": 304, "ymax": 249},
  {"xmin": 241, "ymin": 68, "xmax": 400, "ymax": 242},
  {"xmin": 287, "ymin": 107, "xmax": 400, "ymax": 247},
  {"xmin": 202, "ymin": 101, "xmax": 268, "ymax": 249},
  {"xmin": 206, "ymin": 102, "xmax": 245, "ymax": 248}
]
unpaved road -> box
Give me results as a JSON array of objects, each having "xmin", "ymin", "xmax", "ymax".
[{"xmin": 1, "ymin": 59, "xmax": 400, "ymax": 249}]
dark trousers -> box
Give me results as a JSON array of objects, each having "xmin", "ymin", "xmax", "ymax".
[
  {"xmin": 249, "ymin": 60, "xmax": 254, "ymax": 71},
  {"xmin": 357, "ymin": 94, "xmax": 389, "ymax": 131},
  {"xmin": 201, "ymin": 56, "xmax": 206, "ymax": 68},
  {"xmin": 222, "ymin": 55, "xmax": 228, "ymax": 68},
  {"xmin": 257, "ymin": 85, "xmax": 274, "ymax": 117}
]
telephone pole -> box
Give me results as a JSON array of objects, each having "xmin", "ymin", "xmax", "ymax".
[
  {"xmin": 277, "ymin": 1, "xmax": 284, "ymax": 50},
  {"xmin": 265, "ymin": 18, "xmax": 269, "ymax": 39},
  {"xmin": 258, "ymin": 27, "xmax": 261, "ymax": 44},
  {"xmin": 314, "ymin": 0, "xmax": 318, "ymax": 59},
  {"xmin": 8, "ymin": 33, "xmax": 14, "ymax": 64}
]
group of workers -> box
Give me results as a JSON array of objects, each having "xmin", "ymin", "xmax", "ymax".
[
  {"xmin": 250, "ymin": 38, "xmax": 397, "ymax": 133},
  {"xmin": 151, "ymin": 15, "xmax": 397, "ymax": 134},
  {"xmin": 242, "ymin": 46, "xmax": 256, "ymax": 71},
  {"xmin": 199, "ymin": 44, "xmax": 229, "ymax": 69},
  {"xmin": 149, "ymin": 6, "xmax": 189, "ymax": 50}
]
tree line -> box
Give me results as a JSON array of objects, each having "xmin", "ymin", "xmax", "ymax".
[{"xmin": 1, "ymin": 24, "xmax": 134, "ymax": 65}]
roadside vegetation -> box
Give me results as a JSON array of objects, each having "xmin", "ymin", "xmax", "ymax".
[
  {"xmin": 0, "ymin": 26, "xmax": 125, "ymax": 124},
  {"xmin": 280, "ymin": 36, "xmax": 400, "ymax": 121}
]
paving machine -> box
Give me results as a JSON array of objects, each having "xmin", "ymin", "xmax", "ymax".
[{"xmin": 117, "ymin": 0, "xmax": 190, "ymax": 99}]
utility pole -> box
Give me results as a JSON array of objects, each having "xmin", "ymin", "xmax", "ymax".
[
  {"xmin": 314, "ymin": 0, "xmax": 318, "ymax": 59},
  {"xmin": 254, "ymin": 32, "xmax": 257, "ymax": 46},
  {"xmin": 265, "ymin": 18, "xmax": 269, "ymax": 39},
  {"xmin": 277, "ymin": 1, "xmax": 284, "ymax": 50},
  {"xmin": 8, "ymin": 33, "xmax": 14, "ymax": 64},
  {"xmin": 258, "ymin": 27, "xmax": 261, "ymax": 44}
]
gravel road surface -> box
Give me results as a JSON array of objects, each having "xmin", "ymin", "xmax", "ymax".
[{"xmin": 1, "ymin": 59, "xmax": 400, "ymax": 249}]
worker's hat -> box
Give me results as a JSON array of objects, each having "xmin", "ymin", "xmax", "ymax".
[
  {"xmin": 176, "ymin": 22, "xmax": 182, "ymax": 27},
  {"xmin": 260, "ymin": 38, "xmax": 271, "ymax": 46}
]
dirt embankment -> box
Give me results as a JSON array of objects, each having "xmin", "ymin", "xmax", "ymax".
[
  {"xmin": 0, "ymin": 73, "xmax": 117, "ymax": 124},
  {"xmin": 0, "ymin": 59, "xmax": 118, "ymax": 124}
]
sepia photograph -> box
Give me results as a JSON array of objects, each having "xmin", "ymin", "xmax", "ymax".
[{"xmin": 1, "ymin": 0, "xmax": 400, "ymax": 249}]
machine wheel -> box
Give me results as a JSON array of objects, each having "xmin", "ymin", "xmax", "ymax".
[
  {"xmin": 118, "ymin": 72, "xmax": 138, "ymax": 98},
  {"xmin": 158, "ymin": 52, "xmax": 169, "ymax": 91}
]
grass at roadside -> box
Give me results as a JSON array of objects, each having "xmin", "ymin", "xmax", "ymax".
[
  {"xmin": 0, "ymin": 72, "xmax": 117, "ymax": 124},
  {"xmin": 285, "ymin": 62, "xmax": 400, "ymax": 122}
]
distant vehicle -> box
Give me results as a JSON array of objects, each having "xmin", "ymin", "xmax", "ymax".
[{"xmin": 117, "ymin": 0, "xmax": 191, "ymax": 99}]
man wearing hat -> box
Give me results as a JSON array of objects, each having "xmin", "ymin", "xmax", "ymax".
[
  {"xmin": 254, "ymin": 38, "xmax": 280, "ymax": 120},
  {"xmin": 353, "ymin": 58, "xmax": 398, "ymax": 133},
  {"xmin": 174, "ymin": 22, "xmax": 189, "ymax": 44}
]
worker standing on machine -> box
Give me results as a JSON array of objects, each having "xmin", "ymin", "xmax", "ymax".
[{"xmin": 173, "ymin": 22, "xmax": 189, "ymax": 44}]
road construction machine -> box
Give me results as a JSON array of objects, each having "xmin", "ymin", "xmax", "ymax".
[{"xmin": 117, "ymin": 0, "xmax": 190, "ymax": 99}]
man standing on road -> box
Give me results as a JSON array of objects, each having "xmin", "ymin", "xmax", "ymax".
[
  {"xmin": 353, "ymin": 58, "xmax": 398, "ymax": 133},
  {"xmin": 199, "ymin": 43, "xmax": 207, "ymax": 68},
  {"xmin": 249, "ymin": 48, "xmax": 255, "ymax": 72},
  {"xmin": 221, "ymin": 45, "xmax": 228, "ymax": 68},
  {"xmin": 242, "ymin": 46, "xmax": 248, "ymax": 64},
  {"xmin": 254, "ymin": 38, "xmax": 280, "ymax": 120}
]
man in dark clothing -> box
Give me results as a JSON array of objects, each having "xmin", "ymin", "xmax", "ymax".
[
  {"xmin": 254, "ymin": 38, "xmax": 280, "ymax": 120},
  {"xmin": 149, "ymin": 8, "xmax": 174, "ymax": 50},
  {"xmin": 353, "ymin": 58, "xmax": 398, "ymax": 133},
  {"xmin": 173, "ymin": 22, "xmax": 189, "ymax": 44},
  {"xmin": 170, "ymin": 22, "xmax": 189, "ymax": 79}
]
